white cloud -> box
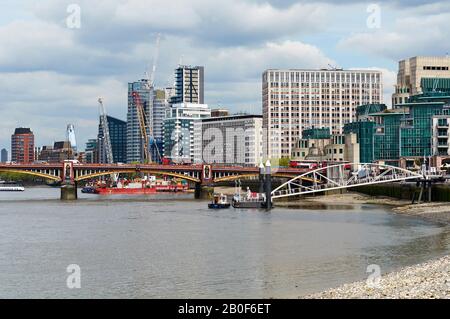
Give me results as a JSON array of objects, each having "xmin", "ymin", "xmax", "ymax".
[
  {"xmin": 338, "ymin": 9, "xmax": 450, "ymax": 60},
  {"xmin": 30, "ymin": 0, "xmax": 330, "ymax": 46},
  {"xmin": 0, "ymin": 71, "xmax": 126, "ymax": 148},
  {"xmin": 205, "ymin": 40, "xmax": 336, "ymax": 82}
]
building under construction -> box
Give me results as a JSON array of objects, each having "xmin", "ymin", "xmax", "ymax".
[{"xmin": 126, "ymin": 79, "xmax": 167, "ymax": 163}]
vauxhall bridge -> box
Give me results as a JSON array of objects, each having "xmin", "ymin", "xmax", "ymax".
[{"xmin": 0, "ymin": 161, "xmax": 308, "ymax": 199}]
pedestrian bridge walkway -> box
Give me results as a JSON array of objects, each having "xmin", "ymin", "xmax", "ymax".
[{"xmin": 271, "ymin": 163, "xmax": 424, "ymax": 200}]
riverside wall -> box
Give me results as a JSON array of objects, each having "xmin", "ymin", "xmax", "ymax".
[{"xmin": 355, "ymin": 182, "xmax": 450, "ymax": 202}]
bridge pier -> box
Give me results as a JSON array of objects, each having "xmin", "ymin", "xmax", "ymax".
[
  {"xmin": 61, "ymin": 183, "xmax": 78, "ymax": 200},
  {"xmin": 264, "ymin": 160, "xmax": 272, "ymax": 210},
  {"xmin": 194, "ymin": 183, "xmax": 213, "ymax": 200}
]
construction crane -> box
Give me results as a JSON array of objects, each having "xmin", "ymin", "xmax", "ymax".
[
  {"xmin": 98, "ymin": 97, "xmax": 114, "ymax": 164},
  {"xmin": 132, "ymin": 91, "xmax": 151, "ymax": 163},
  {"xmin": 137, "ymin": 33, "xmax": 162, "ymax": 163}
]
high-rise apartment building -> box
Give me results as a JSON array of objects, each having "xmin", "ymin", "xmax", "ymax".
[
  {"xmin": 170, "ymin": 65, "xmax": 204, "ymax": 105},
  {"xmin": 150, "ymin": 90, "xmax": 169, "ymax": 162},
  {"xmin": 1, "ymin": 148, "xmax": 7, "ymax": 162},
  {"xmin": 152, "ymin": 90, "xmax": 168, "ymax": 142},
  {"xmin": 98, "ymin": 116, "xmax": 127, "ymax": 164},
  {"xmin": 392, "ymin": 56, "xmax": 450, "ymax": 107},
  {"xmin": 262, "ymin": 69, "xmax": 383, "ymax": 159},
  {"xmin": 193, "ymin": 114, "xmax": 263, "ymax": 166},
  {"xmin": 11, "ymin": 128, "xmax": 34, "ymax": 163},
  {"xmin": 163, "ymin": 103, "xmax": 210, "ymax": 163}
]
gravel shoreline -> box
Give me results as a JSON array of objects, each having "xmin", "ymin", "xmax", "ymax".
[{"xmin": 303, "ymin": 255, "xmax": 450, "ymax": 299}]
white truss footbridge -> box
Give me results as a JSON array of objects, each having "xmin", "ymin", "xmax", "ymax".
[{"xmin": 271, "ymin": 163, "xmax": 423, "ymax": 200}]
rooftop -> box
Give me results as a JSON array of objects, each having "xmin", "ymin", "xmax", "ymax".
[
  {"xmin": 13, "ymin": 128, "xmax": 33, "ymax": 135},
  {"xmin": 201, "ymin": 114, "xmax": 262, "ymax": 122},
  {"xmin": 264, "ymin": 68, "xmax": 381, "ymax": 73}
]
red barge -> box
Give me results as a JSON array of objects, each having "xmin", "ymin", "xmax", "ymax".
[{"xmin": 83, "ymin": 178, "xmax": 189, "ymax": 195}]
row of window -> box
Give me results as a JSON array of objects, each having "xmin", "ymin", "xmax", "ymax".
[{"xmin": 423, "ymin": 66, "xmax": 449, "ymax": 71}]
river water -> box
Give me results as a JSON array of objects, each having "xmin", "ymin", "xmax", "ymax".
[{"xmin": 0, "ymin": 187, "xmax": 449, "ymax": 298}]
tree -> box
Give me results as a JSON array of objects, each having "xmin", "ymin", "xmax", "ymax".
[{"xmin": 278, "ymin": 157, "xmax": 291, "ymax": 168}]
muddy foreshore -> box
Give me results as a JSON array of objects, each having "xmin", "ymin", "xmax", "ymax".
[
  {"xmin": 275, "ymin": 192, "xmax": 450, "ymax": 224},
  {"xmin": 214, "ymin": 188, "xmax": 450, "ymax": 298},
  {"xmin": 277, "ymin": 192, "xmax": 450, "ymax": 299}
]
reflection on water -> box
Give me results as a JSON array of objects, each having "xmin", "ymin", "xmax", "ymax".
[{"xmin": 0, "ymin": 187, "xmax": 449, "ymax": 298}]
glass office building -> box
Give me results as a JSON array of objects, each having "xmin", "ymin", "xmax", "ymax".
[{"xmin": 98, "ymin": 116, "xmax": 127, "ymax": 164}]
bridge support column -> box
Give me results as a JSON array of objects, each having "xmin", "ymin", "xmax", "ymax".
[
  {"xmin": 259, "ymin": 162, "xmax": 265, "ymax": 194},
  {"xmin": 61, "ymin": 183, "xmax": 77, "ymax": 200},
  {"xmin": 194, "ymin": 183, "xmax": 213, "ymax": 200},
  {"xmin": 264, "ymin": 160, "xmax": 272, "ymax": 210}
]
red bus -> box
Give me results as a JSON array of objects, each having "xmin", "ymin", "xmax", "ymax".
[
  {"xmin": 289, "ymin": 160, "xmax": 351, "ymax": 170},
  {"xmin": 289, "ymin": 160, "xmax": 320, "ymax": 169}
]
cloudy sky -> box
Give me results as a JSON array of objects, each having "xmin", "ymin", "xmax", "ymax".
[{"xmin": 1, "ymin": 0, "xmax": 449, "ymax": 152}]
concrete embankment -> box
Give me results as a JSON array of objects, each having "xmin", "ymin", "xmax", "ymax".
[{"xmin": 355, "ymin": 182, "xmax": 450, "ymax": 202}]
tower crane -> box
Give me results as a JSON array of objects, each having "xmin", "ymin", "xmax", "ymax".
[
  {"xmin": 98, "ymin": 97, "xmax": 114, "ymax": 164},
  {"xmin": 135, "ymin": 33, "xmax": 162, "ymax": 163}
]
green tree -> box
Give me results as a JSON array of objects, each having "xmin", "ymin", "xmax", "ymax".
[{"xmin": 278, "ymin": 157, "xmax": 291, "ymax": 168}]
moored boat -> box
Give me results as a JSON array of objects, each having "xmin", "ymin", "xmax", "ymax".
[
  {"xmin": 208, "ymin": 193, "xmax": 231, "ymax": 209},
  {"xmin": 86, "ymin": 178, "xmax": 189, "ymax": 195},
  {"xmin": 81, "ymin": 186, "xmax": 96, "ymax": 194},
  {"xmin": 0, "ymin": 181, "xmax": 25, "ymax": 192},
  {"xmin": 231, "ymin": 187, "xmax": 267, "ymax": 208}
]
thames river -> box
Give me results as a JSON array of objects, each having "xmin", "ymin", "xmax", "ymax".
[{"xmin": 0, "ymin": 187, "xmax": 449, "ymax": 298}]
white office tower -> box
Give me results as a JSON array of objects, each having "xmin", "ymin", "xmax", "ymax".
[{"xmin": 262, "ymin": 68, "xmax": 383, "ymax": 159}]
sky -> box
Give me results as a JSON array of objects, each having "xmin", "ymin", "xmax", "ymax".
[{"xmin": 0, "ymin": 0, "xmax": 449, "ymax": 152}]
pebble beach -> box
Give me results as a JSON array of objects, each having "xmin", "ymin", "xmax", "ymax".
[{"xmin": 304, "ymin": 255, "xmax": 450, "ymax": 299}]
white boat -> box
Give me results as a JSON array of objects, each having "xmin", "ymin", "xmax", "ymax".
[
  {"xmin": 208, "ymin": 193, "xmax": 231, "ymax": 209},
  {"xmin": 0, "ymin": 181, "xmax": 25, "ymax": 192}
]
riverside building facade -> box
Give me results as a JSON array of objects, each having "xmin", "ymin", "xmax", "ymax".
[
  {"xmin": 193, "ymin": 114, "xmax": 263, "ymax": 166},
  {"xmin": 262, "ymin": 68, "xmax": 383, "ymax": 159}
]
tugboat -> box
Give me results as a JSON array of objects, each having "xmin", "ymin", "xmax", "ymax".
[{"xmin": 208, "ymin": 193, "xmax": 231, "ymax": 209}]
